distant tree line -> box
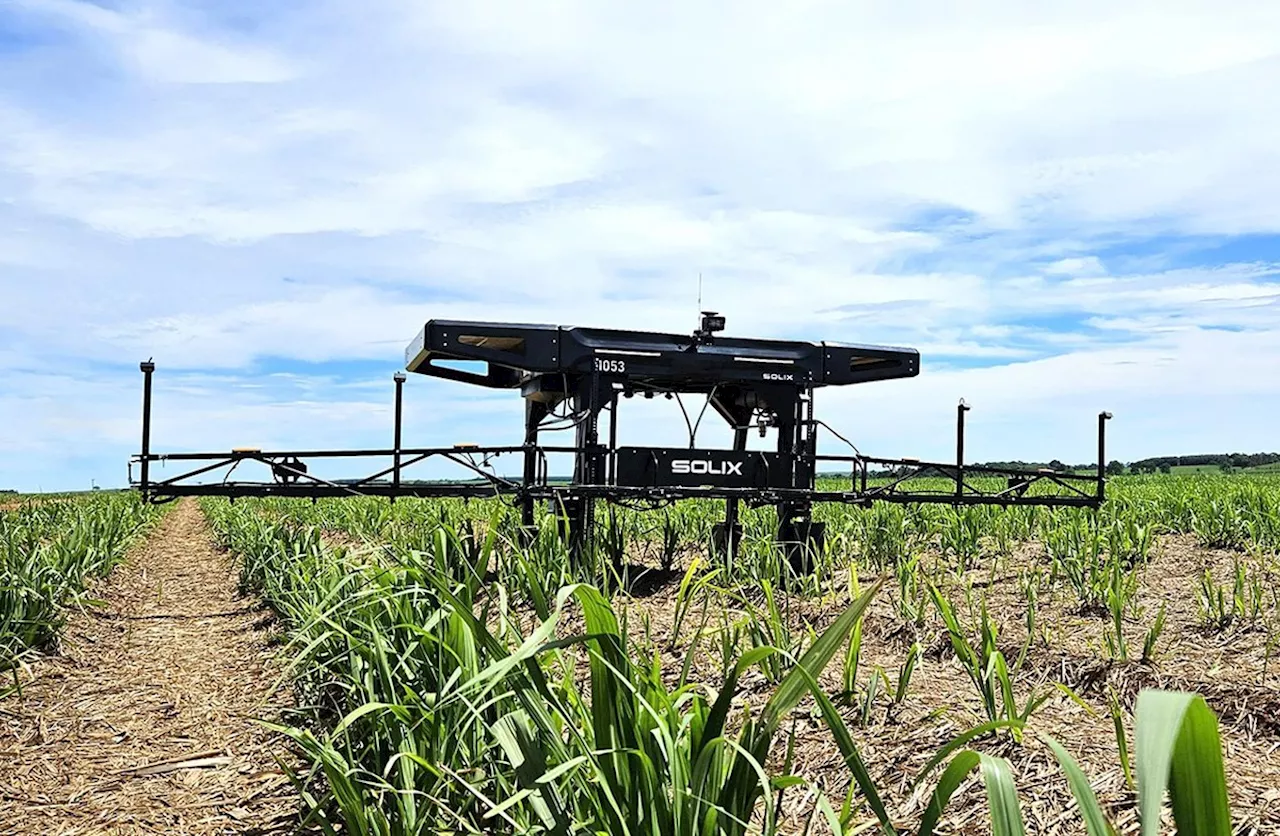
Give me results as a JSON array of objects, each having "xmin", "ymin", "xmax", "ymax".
[
  {"xmin": 972, "ymin": 460, "xmax": 1086, "ymax": 472},
  {"xmin": 1126, "ymin": 453, "xmax": 1280, "ymax": 474},
  {"xmin": 973, "ymin": 453, "xmax": 1280, "ymax": 475},
  {"xmin": 850, "ymin": 452, "xmax": 1280, "ymax": 480}
]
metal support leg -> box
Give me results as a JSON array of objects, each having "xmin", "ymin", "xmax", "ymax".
[
  {"xmin": 775, "ymin": 391, "xmax": 822, "ymax": 573},
  {"xmin": 392, "ymin": 372, "xmax": 405, "ymax": 502},
  {"xmin": 520, "ymin": 400, "xmax": 548, "ymax": 546},
  {"xmin": 716, "ymin": 425, "xmax": 748, "ymax": 566},
  {"xmin": 139, "ymin": 360, "xmax": 155, "ymax": 501},
  {"xmin": 567, "ymin": 496, "xmax": 592, "ymax": 569},
  {"xmin": 568, "ymin": 376, "xmax": 603, "ymax": 571},
  {"xmin": 956, "ymin": 399, "xmax": 970, "ymax": 500},
  {"xmin": 607, "ymin": 393, "xmax": 619, "ymax": 483},
  {"xmin": 765, "ymin": 388, "xmax": 825, "ymax": 573},
  {"xmin": 1097, "ymin": 411, "xmax": 1112, "ymax": 503}
]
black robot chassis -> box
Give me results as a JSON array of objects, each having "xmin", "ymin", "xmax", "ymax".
[{"xmin": 130, "ymin": 312, "xmax": 1111, "ymax": 570}]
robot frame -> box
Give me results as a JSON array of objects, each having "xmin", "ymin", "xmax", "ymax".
[{"xmin": 131, "ymin": 312, "xmax": 1111, "ymax": 570}]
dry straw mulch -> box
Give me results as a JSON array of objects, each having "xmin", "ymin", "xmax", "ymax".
[{"xmin": 0, "ymin": 499, "xmax": 300, "ymax": 836}]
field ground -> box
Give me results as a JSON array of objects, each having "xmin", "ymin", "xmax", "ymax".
[
  {"xmin": 0, "ymin": 493, "xmax": 100, "ymax": 512},
  {"xmin": 596, "ymin": 533, "xmax": 1280, "ymax": 833},
  {"xmin": 0, "ymin": 501, "xmax": 297, "ymax": 836},
  {"xmin": 2, "ymin": 475, "xmax": 1279, "ymax": 834}
]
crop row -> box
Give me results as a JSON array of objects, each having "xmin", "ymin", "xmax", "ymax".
[
  {"xmin": 204, "ymin": 487, "xmax": 1248, "ymax": 835},
  {"xmin": 248, "ymin": 475, "xmax": 1280, "ymax": 642},
  {"xmin": 0, "ymin": 493, "xmax": 164, "ymax": 672}
]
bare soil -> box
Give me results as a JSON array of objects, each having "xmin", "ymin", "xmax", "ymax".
[{"xmin": 0, "ymin": 500, "xmax": 300, "ymax": 836}]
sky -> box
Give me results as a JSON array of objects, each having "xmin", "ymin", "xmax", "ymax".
[{"xmin": 2, "ymin": 0, "xmax": 1279, "ymax": 492}]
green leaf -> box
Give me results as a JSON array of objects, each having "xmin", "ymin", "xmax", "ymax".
[
  {"xmin": 1135, "ymin": 689, "xmax": 1231, "ymax": 836},
  {"xmin": 330, "ymin": 700, "xmax": 408, "ymax": 737},
  {"xmin": 917, "ymin": 750, "xmax": 979, "ymax": 836},
  {"xmin": 782, "ymin": 662, "xmax": 896, "ymax": 834},
  {"xmin": 1040, "ymin": 734, "xmax": 1117, "ymax": 836},
  {"xmin": 980, "ymin": 753, "xmax": 1025, "ymax": 836},
  {"xmin": 762, "ymin": 577, "xmax": 884, "ymax": 733},
  {"xmin": 910, "ymin": 719, "xmax": 1024, "ymax": 790},
  {"xmin": 917, "ymin": 750, "xmax": 1025, "ymax": 836}
]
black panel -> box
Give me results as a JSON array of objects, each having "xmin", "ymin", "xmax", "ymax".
[
  {"xmin": 405, "ymin": 319, "xmax": 920, "ymax": 391},
  {"xmin": 613, "ymin": 446, "xmax": 793, "ymax": 489},
  {"xmin": 405, "ymin": 321, "xmax": 561, "ymax": 382},
  {"xmin": 822, "ymin": 344, "xmax": 920, "ymax": 384}
]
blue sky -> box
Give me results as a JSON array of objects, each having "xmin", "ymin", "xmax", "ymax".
[{"xmin": 2, "ymin": 0, "xmax": 1280, "ymax": 491}]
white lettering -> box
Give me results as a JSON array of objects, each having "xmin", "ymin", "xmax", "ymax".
[{"xmin": 670, "ymin": 460, "xmax": 746, "ymax": 476}]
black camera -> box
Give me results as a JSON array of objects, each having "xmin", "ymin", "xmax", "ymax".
[{"xmin": 694, "ymin": 311, "xmax": 725, "ymax": 341}]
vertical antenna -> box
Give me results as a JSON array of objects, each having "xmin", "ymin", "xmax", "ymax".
[{"xmin": 698, "ymin": 272, "xmax": 703, "ymax": 314}]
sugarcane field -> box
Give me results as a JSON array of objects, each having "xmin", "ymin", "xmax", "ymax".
[
  {"xmin": 5, "ymin": 2, "xmax": 1280, "ymax": 835},
  {"xmin": 5, "ymin": 453, "xmax": 1280, "ymax": 834}
]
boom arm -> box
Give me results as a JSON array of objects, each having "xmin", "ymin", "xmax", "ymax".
[{"xmin": 129, "ymin": 315, "xmax": 1111, "ymax": 570}]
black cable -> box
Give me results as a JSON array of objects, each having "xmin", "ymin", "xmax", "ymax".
[
  {"xmin": 813, "ymin": 419, "xmax": 863, "ymax": 458},
  {"xmin": 608, "ymin": 495, "xmax": 677, "ymax": 511},
  {"xmin": 671, "ymin": 392, "xmax": 696, "ymax": 446},
  {"xmin": 689, "ymin": 384, "xmax": 719, "ymax": 447},
  {"xmin": 537, "ymin": 372, "xmax": 593, "ymax": 432},
  {"xmin": 538, "ymin": 414, "xmax": 590, "ymax": 433},
  {"xmin": 651, "ymin": 381, "xmax": 716, "ymax": 448}
]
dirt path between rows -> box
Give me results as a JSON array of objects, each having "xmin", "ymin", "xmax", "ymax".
[{"xmin": 0, "ymin": 499, "xmax": 299, "ymax": 836}]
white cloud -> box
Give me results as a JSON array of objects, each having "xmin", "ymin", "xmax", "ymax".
[
  {"xmin": 1042, "ymin": 257, "xmax": 1107, "ymax": 277},
  {"xmin": 6, "ymin": 1, "xmax": 1280, "ymax": 242},
  {"xmin": 2, "ymin": 0, "xmax": 1280, "ymax": 489},
  {"xmin": 10, "ymin": 0, "xmax": 300, "ymax": 83}
]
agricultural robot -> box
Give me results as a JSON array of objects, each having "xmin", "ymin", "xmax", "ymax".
[{"xmin": 131, "ymin": 313, "xmax": 1111, "ymax": 570}]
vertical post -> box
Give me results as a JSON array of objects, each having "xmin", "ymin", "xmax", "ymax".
[
  {"xmin": 607, "ymin": 392, "xmax": 619, "ymax": 483},
  {"xmin": 588, "ymin": 371, "xmax": 602, "ymax": 486},
  {"xmin": 569, "ymin": 374, "xmax": 603, "ymax": 571},
  {"xmin": 1097, "ymin": 411, "xmax": 1112, "ymax": 502},
  {"xmin": 392, "ymin": 372, "xmax": 406, "ymax": 500},
  {"xmin": 139, "ymin": 360, "xmax": 155, "ymax": 499},
  {"xmin": 800, "ymin": 387, "xmax": 816, "ymax": 489},
  {"xmin": 776, "ymin": 389, "xmax": 817, "ymax": 574},
  {"xmin": 956, "ymin": 399, "xmax": 970, "ymax": 500},
  {"xmin": 720, "ymin": 423, "xmax": 748, "ymax": 566},
  {"xmin": 521, "ymin": 398, "xmax": 548, "ymax": 539}
]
